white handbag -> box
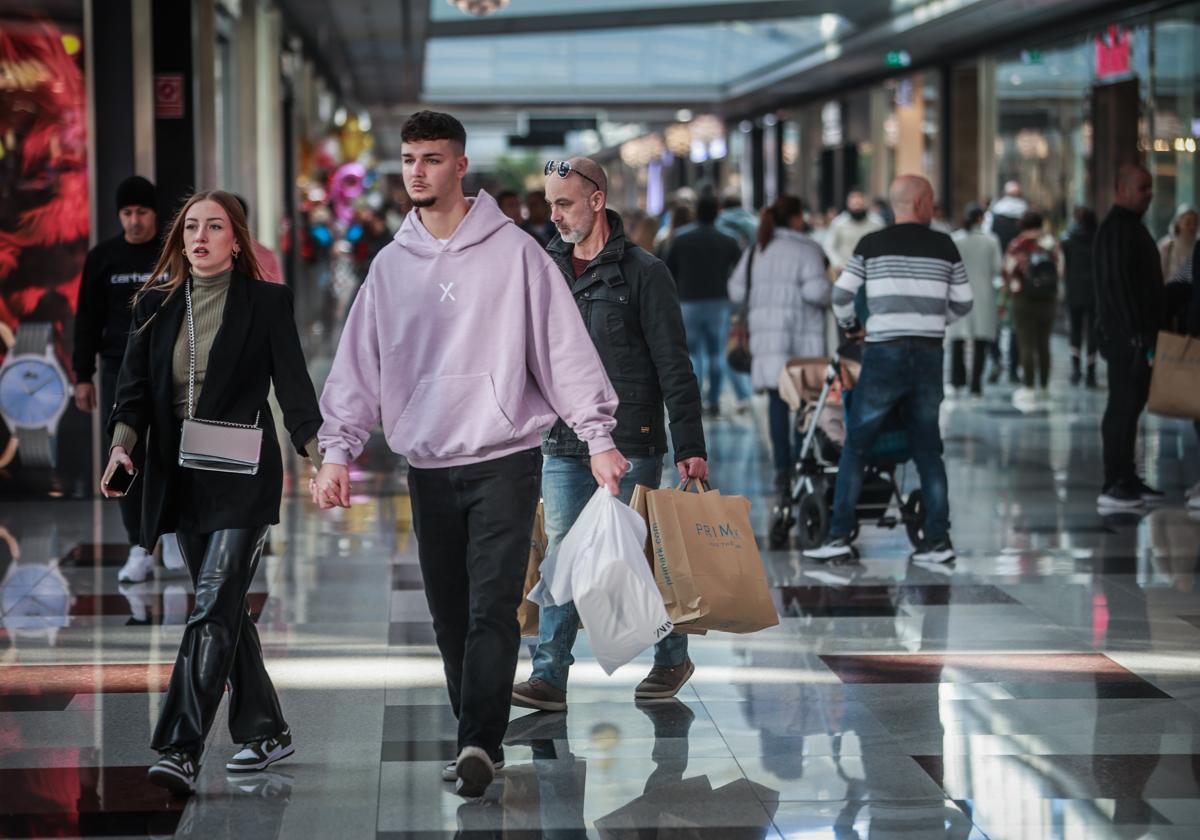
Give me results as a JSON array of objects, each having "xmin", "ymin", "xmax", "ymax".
[{"xmin": 177, "ymin": 278, "xmax": 262, "ymax": 475}]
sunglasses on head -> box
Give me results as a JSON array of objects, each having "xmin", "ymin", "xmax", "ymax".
[{"xmin": 545, "ymin": 160, "xmax": 602, "ymax": 193}]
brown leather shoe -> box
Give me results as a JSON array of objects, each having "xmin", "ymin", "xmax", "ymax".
[
  {"xmin": 511, "ymin": 677, "xmax": 567, "ymax": 712},
  {"xmin": 634, "ymin": 658, "xmax": 695, "ymax": 700}
]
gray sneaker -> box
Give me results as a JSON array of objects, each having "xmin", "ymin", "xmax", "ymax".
[{"xmin": 511, "ymin": 677, "xmax": 567, "ymax": 712}]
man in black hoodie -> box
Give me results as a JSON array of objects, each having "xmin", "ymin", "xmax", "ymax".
[
  {"xmin": 1094, "ymin": 164, "xmax": 1165, "ymax": 508},
  {"xmin": 72, "ymin": 176, "xmax": 159, "ymax": 580}
]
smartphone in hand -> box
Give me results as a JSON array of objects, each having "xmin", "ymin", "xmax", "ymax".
[{"xmin": 103, "ymin": 465, "xmax": 139, "ymax": 496}]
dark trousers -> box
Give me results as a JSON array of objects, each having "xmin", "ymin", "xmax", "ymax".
[
  {"xmin": 1013, "ymin": 295, "xmax": 1057, "ymax": 388},
  {"xmin": 831, "ymin": 339, "xmax": 949, "ymax": 541},
  {"xmin": 767, "ymin": 388, "xmax": 794, "ymax": 482},
  {"xmin": 1101, "ymin": 341, "xmax": 1152, "ymax": 488},
  {"xmin": 408, "ymin": 448, "xmax": 542, "ymax": 762},
  {"xmin": 1069, "ymin": 306, "xmax": 1098, "ymax": 364},
  {"xmin": 151, "ymin": 525, "xmax": 284, "ymax": 756},
  {"xmin": 950, "ymin": 339, "xmax": 989, "ymax": 394},
  {"xmin": 101, "ymin": 356, "xmax": 145, "ymax": 546}
]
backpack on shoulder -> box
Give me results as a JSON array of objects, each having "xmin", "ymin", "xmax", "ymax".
[{"xmin": 1023, "ymin": 247, "xmax": 1059, "ymax": 300}]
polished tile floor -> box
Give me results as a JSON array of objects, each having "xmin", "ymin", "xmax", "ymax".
[{"xmin": 3, "ymin": 341, "xmax": 1200, "ymax": 839}]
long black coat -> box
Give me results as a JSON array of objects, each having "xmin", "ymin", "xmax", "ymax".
[{"xmin": 108, "ymin": 272, "xmax": 322, "ymax": 544}]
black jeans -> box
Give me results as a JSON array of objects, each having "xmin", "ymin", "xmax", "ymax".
[
  {"xmin": 1100, "ymin": 341, "xmax": 1152, "ymax": 488},
  {"xmin": 950, "ymin": 339, "xmax": 990, "ymax": 394},
  {"xmin": 1069, "ymin": 306, "xmax": 1098, "ymax": 363},
  {"xmin": 767, "ymin": 388, "xmax": 794, "ymax": 481},
  {"xmin": 151, "ymin": 525, "xmax": 284, "ymax": 756},
  {"xmin": 101, "ymin": 356, "xmax": 145, "ymax": 546},
  {"xmin": 408, "ymin": 448, "xmax": 542, "ymax": 762}
]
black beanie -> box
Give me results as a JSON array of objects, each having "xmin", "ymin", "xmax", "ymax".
[{"xmin": 115, "ymin": 176, "xmax": 157, "ymax": 211}]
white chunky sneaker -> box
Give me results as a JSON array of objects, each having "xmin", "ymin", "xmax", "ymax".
[
  {"xmin": 118, "ymin": 546, "xmax": 154, "ymax": 584},
  {"xmin": 160, "ymin": 533, "xmax": 186, "ymax": 570}
]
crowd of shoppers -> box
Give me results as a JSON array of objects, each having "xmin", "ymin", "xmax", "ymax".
[{"xmin": 80, "ymin": 96, "xmax": 1200, "ymax": 808}]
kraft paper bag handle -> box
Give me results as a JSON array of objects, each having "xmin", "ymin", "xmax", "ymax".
[{"xmin": 677, "ymin": 478, "xmax": 711, "ymax": 494}]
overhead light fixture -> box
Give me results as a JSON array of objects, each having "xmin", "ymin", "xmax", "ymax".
[{"xmin": 447, "ymin": 0, "xmax": 510, "ymax": 16}]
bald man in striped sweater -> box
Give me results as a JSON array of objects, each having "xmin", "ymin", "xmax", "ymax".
[{"xmin": 805, "ymin": 175, "xmax": 973, "ymax": 565}]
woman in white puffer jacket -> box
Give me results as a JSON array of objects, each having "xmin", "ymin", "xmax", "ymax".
[{"xmin": 729, "ymin": 195, "xmax": 831, "ymax": 492}]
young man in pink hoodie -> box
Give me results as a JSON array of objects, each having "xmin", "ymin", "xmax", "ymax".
[{"xmin": 311, "ymin": 112, "xmax": 626, "ymax": 798}]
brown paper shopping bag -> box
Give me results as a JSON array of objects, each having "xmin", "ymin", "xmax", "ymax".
[
  {"xmin": 517, "ymin": 501, "xmax": 547, "ymax": 637},
  {"xmin": 630, "ymin": 483, "xmax": 706, "ymax": 635},
  {"xmin": 1148, "ymin": 332, "xmax": 1200, "ymax": 420},
  {"xmin": 645, "ymin": 480, "xmax": 779, "ymax": 634}
]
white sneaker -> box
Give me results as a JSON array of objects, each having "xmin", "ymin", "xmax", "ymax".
[
  {"xmin": 1186, "ymin": 482, "xmax": 1200, "ymax": 502},
  {"xmin": 117, "ymin": 546, "xmax": 154, "ymax": 584},
  {"xmin": 160, "ymin": 533, "xmax": 185, "ymax": 570},
  {"xmin": 226, "ymin": 729, "xmax": 294, "ymax": 772},
  {"xmin": 1189, "ymin": 493, "xmax": 1200, "ymax": 512},
  {"xmin": 802, "ymin": 537, "xmax": 855, "ymax": 562}
]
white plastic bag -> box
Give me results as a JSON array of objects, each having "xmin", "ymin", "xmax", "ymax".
[{"xmin": 528, "ymin": 488, "xmax": 673, "ymax": 674}]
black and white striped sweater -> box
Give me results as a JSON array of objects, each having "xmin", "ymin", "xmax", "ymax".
[{"xmin": 832, "ymin": 223, "xmax": 973, "ymax": 343}]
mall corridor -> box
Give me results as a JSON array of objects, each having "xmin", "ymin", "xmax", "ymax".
[
  {"xmin": 3, "ymin": 340, "xmax": 1200, "ymax": 838},
  {"xmin": 4, "ymin": 0, "xmax": 1200, "ymax": 837}
]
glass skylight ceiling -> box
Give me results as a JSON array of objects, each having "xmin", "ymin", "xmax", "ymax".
[
  {"xmin": 429, "ymin": 0, "xmax": 815, "ymax": 22},
  {"xmin": 424, "ymin": 15, "xmax": 850, "ymax": 102}
]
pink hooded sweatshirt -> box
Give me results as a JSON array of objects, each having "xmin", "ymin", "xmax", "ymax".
[{"xmin": 318, "ymin": 190, "xmax": 618, "ymax": 469}]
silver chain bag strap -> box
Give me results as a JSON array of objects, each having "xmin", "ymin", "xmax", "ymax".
[{"xmin": 178, "ymin": 278, "xmax": 263, "ymax": 474}]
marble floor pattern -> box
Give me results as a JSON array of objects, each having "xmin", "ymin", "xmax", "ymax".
[{"xmin": 3, "ymin": 342, "xmax": 1200, "ymax": 838}]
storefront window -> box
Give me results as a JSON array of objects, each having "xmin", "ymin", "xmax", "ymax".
[
  {"xmin": 995, "ymin": 17, "xmax": 1154, "ymax": 231},
  {"xmin": 0, "ymin": 10, "xmax": 90, "ymax": 480},
  {"xmin": 1149, "ymin": 6, "xmax": 1200, "ymax": 239}
]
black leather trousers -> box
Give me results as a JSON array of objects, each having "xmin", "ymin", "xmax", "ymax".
[{"xmin": 151, "ymin": 526, "xmax": 286, "ymax": 756}]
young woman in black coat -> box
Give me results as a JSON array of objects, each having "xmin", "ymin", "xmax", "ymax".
[{"xmin": 101, "ymin": 190, "xmax": 323, "ymax": 796}]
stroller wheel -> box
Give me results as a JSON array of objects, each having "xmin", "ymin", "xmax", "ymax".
[
  {"xmin": 768, "ymin": 509, "xmax": 793, "ymax": 550},
  {"xmin": 902, "ymin": 488, "xmax": 926, "ymax": 548},
  {"xmin": 796, "ymin": 492, "xmax": 831, "ymax": 550}
]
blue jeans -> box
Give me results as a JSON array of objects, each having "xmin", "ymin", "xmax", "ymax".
[
  {"xmin": 532, "ymin": 455, "xmax": 689, "ymax": 691},
  {"xmin": 830, "ymin": 339, "xmax": 950, "ymax": 542},
  {"xmin": 681, "ymin": 299, "xmax": 728, "ymax": 409}
]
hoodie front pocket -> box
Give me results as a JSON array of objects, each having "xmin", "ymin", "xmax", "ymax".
[{"xmin": 389, "ymin": 373, "xmax": 518, "ymax": 460}]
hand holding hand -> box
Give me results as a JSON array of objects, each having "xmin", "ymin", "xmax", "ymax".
[
  {"xmin": 311, "ymin": 463, "xmax": 351, "ymax": 509},
  {"xmin": 590, "ymin": 449, "xmax": 629, "ymax": 496},
  {"xmin": 100, "ymin": 447, "xmax": 134, "ymax": 497},
  {"xmin": 676, "ymin": 456, "xmax": 709, "ymax": 483}
]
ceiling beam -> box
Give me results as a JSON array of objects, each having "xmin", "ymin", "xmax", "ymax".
[
  {"xmin": 399, "ymin": 0, "xmax": 428, "ymax": 103},
  {"xmin": 427, "ymin": 1, "xmax": 869, "ymax": 38}
]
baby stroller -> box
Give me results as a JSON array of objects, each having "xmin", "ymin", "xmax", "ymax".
[{"xmin": 768, "ymin": 346, "xmax": 927, "ymax": 557}]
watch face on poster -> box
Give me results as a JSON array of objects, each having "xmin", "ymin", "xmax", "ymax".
[{"xmin": 0, "ymin": 359, "xmax": 67, "ymax": 427}]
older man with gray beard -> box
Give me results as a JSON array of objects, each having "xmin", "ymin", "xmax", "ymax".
[{"xmin": 511, "ymin": 157, "xmax": 709, "ymax": 711}]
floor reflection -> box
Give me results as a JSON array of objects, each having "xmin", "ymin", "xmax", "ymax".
[{"xmin": 3, "ymin": 338, "xmax": 1200, "ymax": 838}]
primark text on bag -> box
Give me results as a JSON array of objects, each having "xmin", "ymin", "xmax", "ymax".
[
  {"xmin": 642, "ymin": 480, "xmax": 779, "ymax": 634},
  {"xmin": 527, "ymin": 488, "xmax": 673, "ymax": 674}
]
